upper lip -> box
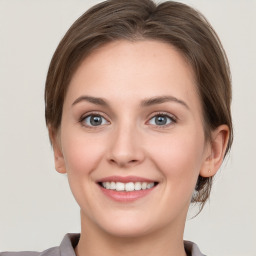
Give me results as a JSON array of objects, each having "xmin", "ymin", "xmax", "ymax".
[{"xmin": 97, "ymin": 176, "xmax": 157, "ymax": 183}]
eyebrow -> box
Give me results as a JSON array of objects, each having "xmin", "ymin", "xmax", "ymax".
[
  {"xmin": 140, "ymin": 95, "xmax": 189, "ymax": 109},
  {"xmin": 72, "ymin": 96, "xmax": 108, "ymax": 106},
  {"xmin": 72, "ymin": 95, "xmax": 189, "ymax": 109}
]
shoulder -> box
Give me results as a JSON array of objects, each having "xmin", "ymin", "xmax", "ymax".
[
  {"xmin": 0, "ymin": 233, "xmax": 80, "ymax": 256},
  {"xmin": 0, "ymin": 253, "xmax": 39, "ymax": 256},
  {"xmin": 0, "ymin": 247, "xmax": 59, "ymax": 256}
]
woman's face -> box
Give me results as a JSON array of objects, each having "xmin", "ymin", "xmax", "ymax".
[{"xmin": 54, "ymin": 40, "xmax": 212, "ymax": 237}]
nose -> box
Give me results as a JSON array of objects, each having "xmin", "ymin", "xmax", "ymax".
[{"xmin": 107, "ymin": 122, "xmax": 145, "ymax": 168}]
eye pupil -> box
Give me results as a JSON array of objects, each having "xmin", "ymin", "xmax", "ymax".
[
  {"xmin": 90, "ymin": 115, "xmax": 102, "ymax": 126},
  {"xmin": 155, "ymin": 115, "xmax": 167, "ymax": 125}
]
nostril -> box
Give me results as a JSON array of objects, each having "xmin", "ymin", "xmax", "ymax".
[{"xmin": 109, "ymin": 158, "xmax": 138, "ymax": 166}]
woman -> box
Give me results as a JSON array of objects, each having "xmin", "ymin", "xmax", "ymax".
[{"xmin": 1, "ymin": 0, "xmax": 232, "ymax": 255}]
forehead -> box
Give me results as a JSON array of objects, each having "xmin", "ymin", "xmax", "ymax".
[{"xmin": 65, "ymin": 40, "xmax": 200, "ymax": 111}]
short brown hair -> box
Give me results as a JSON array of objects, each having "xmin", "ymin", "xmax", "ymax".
[{"xmin": 45, "ymin": 0, "xmax": 233, "ymax": 209}]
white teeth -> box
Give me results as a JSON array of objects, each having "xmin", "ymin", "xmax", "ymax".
[
  {"xmin": 134, "ymin": 182, "xmax": 142, "ymax": 190},
  {"xmin": 106, "ymin": 182, "xmax": 111, "ymax": 189},
  {"xmin": 115, "ymin": 182, "xmax": 125, "ymax": 191},
  {"xmin": 101, "ymin": 181, "xmax": 156, "ymax": 191},
  {"xmin": 125, "ymin": 182, "xmax": 135, "ymax": 191},
  {"xmin": 142, "ymin": 182, "xmax": 147, "ymax": 190},
  {"xmin": 110, "ymin": 181, "xmax": 116, "ymax": 190},
  {"xmin": 147, "ymin": 183, "xmax": 154, "ymax": 189}
]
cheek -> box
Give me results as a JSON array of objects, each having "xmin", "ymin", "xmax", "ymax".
[
  {"xmin": 60, "ymin": 130, "xmax": 107, "ymax": 211},
  {"xmin": 61, "ymin": 130, "xmax": 106, "ymax": 175},
  {"xmin": 148, "ymin": 129, "xmax": 205, "ymax": 185},
  {"xmin": 141, "ymin": 128, "xmax": 207, "ymax": 218}
]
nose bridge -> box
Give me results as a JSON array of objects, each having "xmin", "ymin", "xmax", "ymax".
[{"xmin": 107, "ymin": 117, "xmax": 144, "ymax": 167}]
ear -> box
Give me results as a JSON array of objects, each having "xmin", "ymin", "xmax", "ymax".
[
  {"xmin": 200, "ymin": 125, "xmax": 230, "ymax": 178},
  {"xmin": 48, "ymin": 126, "xmax": 67, "ymax": 174}
]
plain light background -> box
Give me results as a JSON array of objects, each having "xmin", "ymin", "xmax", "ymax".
[{"xmin": 0, "ymin": 0, "xmax": 255, "ymax": 255}]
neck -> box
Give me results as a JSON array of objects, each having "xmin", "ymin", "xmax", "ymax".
[{"xmin": 75, "ymin": 211, "xmax": 187, "ymax": 256}]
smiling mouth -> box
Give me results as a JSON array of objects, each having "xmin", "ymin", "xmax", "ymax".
[{"xmin": 98, "ymin": 181, "xmax": 158, "ymax": 192}]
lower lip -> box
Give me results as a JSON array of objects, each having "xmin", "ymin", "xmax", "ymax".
[{"xmin": 99, "ymin": 185, "xmax": 156, "ymax": 202}]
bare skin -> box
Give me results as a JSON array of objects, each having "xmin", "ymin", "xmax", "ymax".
[{"xmin": 50, "ymin": 40, "xmax": 229, "ymax": 256}]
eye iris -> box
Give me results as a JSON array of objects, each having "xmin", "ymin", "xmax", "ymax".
[
  {"xmin": 155, "ymin": 115, "xmax": 167, "ymax": 125},
  {"xmin": 90, "ymin": 115, "xmax": 102, "ymax": 126}
]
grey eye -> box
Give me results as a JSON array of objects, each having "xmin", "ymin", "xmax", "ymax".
[
  {"xmin": 149, "ymin": 115, "xmax": 172, "ymax": 126},
  {"xmin": 84, "ymin": 115, "xmax": 108, "ymax": 126}
]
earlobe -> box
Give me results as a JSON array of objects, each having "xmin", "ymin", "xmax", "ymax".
[
  {"xmin": 200, "ymin": 125, "xmax": 230, "ymax": 178},
  {"xmin": 48, "ymin": 126, "xmax": 67, "ymax": 174}
]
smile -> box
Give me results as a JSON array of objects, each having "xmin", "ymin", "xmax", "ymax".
[
  {"xmin": 100, "ymin": 181, "xmax": 157, "ymax": 192},
  {"xmin": 97, "ymin": 176, "xmax": 159, "ymax": 202}
]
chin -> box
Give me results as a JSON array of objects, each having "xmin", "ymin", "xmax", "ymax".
[
  {"xmin": 91, "ymin": 208, "xmax": 176, "ymax": 239},
  {"xmin": 101, "ymin": 220, "xmax": 155, "ymax": 238}
]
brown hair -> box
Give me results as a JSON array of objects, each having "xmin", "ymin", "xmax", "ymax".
[{"xmin": 45, "ymin": 0, "xmax": 233, "ymax": 209}]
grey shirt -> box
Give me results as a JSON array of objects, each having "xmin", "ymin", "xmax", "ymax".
[{"xmin": 0, "ymin": 233, "xmax": 206, "ymax": 256}]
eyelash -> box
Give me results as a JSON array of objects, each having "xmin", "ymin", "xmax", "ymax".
[
  {"xmin": 79, "ymin": 112, "xmax": 110, "ymax": 129},
  {"xmin": 79, "ymin": 111, "xmax": 177, "ymax": 129},
  {"xmin": 147, "ymin": 112, "xmax": 177, "ymax": 128}
]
